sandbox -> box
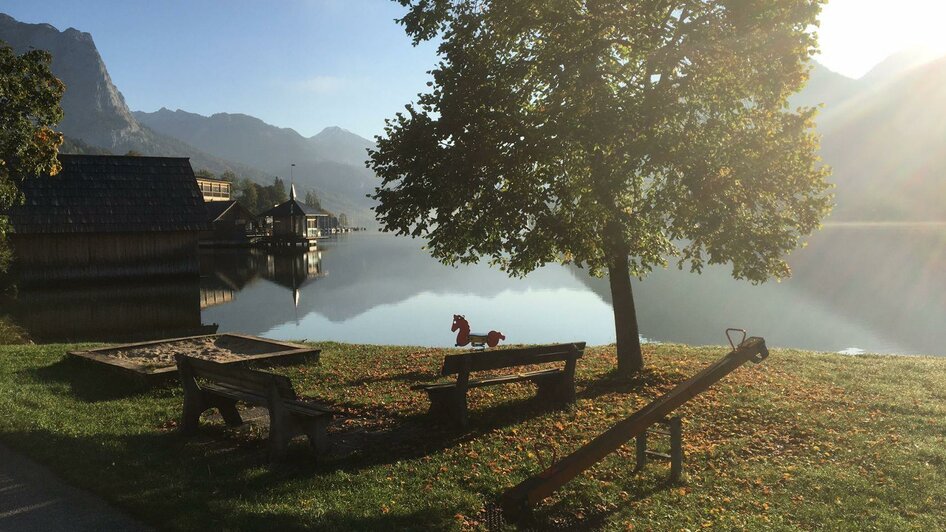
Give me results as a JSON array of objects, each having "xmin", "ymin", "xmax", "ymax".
[{"xmin": 68, "ymin": 334, "xmax": 319, "ymax": 384}]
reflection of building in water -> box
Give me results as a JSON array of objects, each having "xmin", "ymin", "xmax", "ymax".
[
  {"xmin": 3, "ymin": 278, "xmax": 217, "ymax": 343},
  {"xmin": 198, "ymin": 249, "xmax": 325, "ymax": 310},
  {"xmin": 263, "ymin": 250, "xmax": 325, "ymax": 290},
  {"xmin": 200, "ymin": 286, "xmax": 235, "ymax": 309},
  {"xmin": 199, "ymin": 250, "xmax": 267, "ymax": 309}
]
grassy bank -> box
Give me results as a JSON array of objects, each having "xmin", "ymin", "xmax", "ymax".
[{"xmin": 0, "ymin": 342, "xmax": 944, "ymax": 530}]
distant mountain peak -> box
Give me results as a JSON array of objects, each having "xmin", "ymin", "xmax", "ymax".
[
  {"xmin": 860, "ymin": 46, "xmax": 945, "ymax": 82},
  {"xmin": 318, "ymin": 125, "xmax": 350, "ymax": 135}
]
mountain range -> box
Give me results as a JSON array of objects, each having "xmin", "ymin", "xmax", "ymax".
[
  {"xmin": 0, "ymin": 13, "xmax": 378, "ymax": 225},
  {"xmin": 131, "ymin": 109, "xmax": 378, "ymax": 221},
  {"xmin": 2, "ymin": 12, "xmax": 946, "ymax": 222}
]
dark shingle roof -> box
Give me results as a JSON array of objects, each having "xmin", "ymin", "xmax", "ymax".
[
  {"xmin": 204, "ymin": 200, "xmax": 237, "ymax": 222},
  {"xmin": 259, "ymin": 198, "xmax": 326, "ymax": 218},
  {"xmin": 8, "ymin": 154, "xmax": 210, "ymax": 234}
]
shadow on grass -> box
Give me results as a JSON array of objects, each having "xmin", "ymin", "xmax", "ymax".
[
  {"xmin": 521, "ymin": 476, "xmax": 677, "ymax": 531},
  {"xmin": 229, "ymin": 507, "xmax": 458, "ymax": 532},
  {"xmin": 575, "ymin": 366, "xmax": 678, "ymax": 402},
  {"xmin": 347, "ymin": 369, "xmax": 436, "ymax": 387},
  {"xmin": 26, "ymin": 356, "xmax": 160, "ymax": 402},
  {"xmin": 250, "ymin": 393, "xmax": 574, "ymax": 478},
  {"xmin": 0, "ymin": 427, "xmax": 464, "ymax": 531}
]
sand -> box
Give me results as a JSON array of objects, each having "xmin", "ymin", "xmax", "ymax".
[{"xmin": 108, "ymin": 337, "xmax": 246, "ymax": 369}]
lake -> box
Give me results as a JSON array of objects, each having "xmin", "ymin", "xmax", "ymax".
[{"xmin": 4, "ymin": 225, "xmax": 945, "ymax": 355}]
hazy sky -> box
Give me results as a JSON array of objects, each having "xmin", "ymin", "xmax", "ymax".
[{"xmin": 3, "ymin": 0, "xmax": 944, "ymax": 138}]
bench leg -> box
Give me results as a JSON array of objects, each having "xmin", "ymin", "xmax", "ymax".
[
  {"xmin": 180, "ymin": 392, "xmax": 207, "ymax": 436},
  {"xmin": 268, "ymin": 410, "xmax": 291, "ymax": 462},
  {"xmin": 426, "ymin": 388, "xmax": 468, "ymax": 429},
  {"xmin": 213, "ymin": 397, "xmax": 244, "ymax": 427},
  {"xmin": 454, "ymin": 391, "xmax": 468, "ymax": 429},
  {"xmin": 300, "ymin": 415, "xmax": 330, "ymax": 455},
  {"xmin": 535, "ymin": 375, "xmax": 574, "ymax": 407}
]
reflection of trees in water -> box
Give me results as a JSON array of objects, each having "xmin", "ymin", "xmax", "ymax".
[
  {"xmin": 569, "ymin": 226, "xmax": 946, "ymax": 355},
  {"xmin": 0, "ymin": 248, "xmax": 330, "ymax": 344},
  {"xmin": 6, "ymin": 230, "xmax": 944, "ymax": 353},
  {"xmin": 201, "ymin": 234, "xmax": 592, "ymax": 336}
]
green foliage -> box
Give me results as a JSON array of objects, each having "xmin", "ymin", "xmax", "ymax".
[
  {"xmin": 272, "ymin": 176, "xmax": 287, "ymax": 204},
  {"xmin": 372, "ymin": 0, "xmax": 833, "ymax": 372},
  {"xmin": 59, "ymin": 136, "xmax": 112, "ymax": 156},
  {"xmin": 194, "ymin": 168, "xmax": 217, "ymax": 181},
  {"xmin": 375, "ymin": 0, "xmax": 831, "ymax": 280},
  {"xmin": 305, "ymin": 189, "xmax": 321, "ymax": 208},
  {"xmin": 0, "ymin": 44, "xmax": 64, "ymax": 271},
  {"xmin": 225, "ymin": 175, "xmax": 298, "ymax": 215}
]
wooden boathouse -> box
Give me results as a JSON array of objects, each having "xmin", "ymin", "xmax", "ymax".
[
  {"xmin": 7, "ymin": 154, "xmax": 210, "ymax": 282},
  {"xmin": 202, "ymin": 199, "xmax": 258, "ymax": 245},
  {"xmin": 258, "ymin": 185, "xmax": 327, "ymax": 245}
]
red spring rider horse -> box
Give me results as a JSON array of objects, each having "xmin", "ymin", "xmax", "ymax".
[{"xmin": 452, "ymin": 314, "xmax": 505, "ymax": 348}]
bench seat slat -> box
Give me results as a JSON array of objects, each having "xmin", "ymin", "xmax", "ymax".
[
  {"xmin": 200, "ymin": 385, "xmax": 334, "ymax": 419},
  {"xmin": 441, "ymin": 342, "xmax": 585, "ymax": 376},
  {"xmin": 181, "ymin": 356, "xmax": 297, "ymax": 399},
  {"xmin": 414, "ymin": 368, "xmax": 563, "ymax": 391},
  {"xmin": 200, "ymin": 383, "xmax": 269, "ymax": 405}
]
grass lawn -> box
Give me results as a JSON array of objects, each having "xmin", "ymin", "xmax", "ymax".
[{"xmin": 0, "ymin": 341, "xmax": 944, "ymax": 530}]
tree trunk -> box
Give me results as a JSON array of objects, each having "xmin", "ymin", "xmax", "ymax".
[{"xmin": 607, "ymin": 250, "xmax": 643, "ymax": 376}]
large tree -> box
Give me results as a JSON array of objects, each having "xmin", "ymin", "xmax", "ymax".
[
  {"xmin": 370, "ymin": 0, "xmax": 832, "ymax": 375},
  {"xmin": 0, "ymin": 44, "xmax": 64, "ymax": 271}
]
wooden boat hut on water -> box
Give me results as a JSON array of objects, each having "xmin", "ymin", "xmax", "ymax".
[
  {"xmin": 6, "ymin": 154, "xmax": 210, "ymax": 282},
  {"xmin": 258, "ymin": 185, "xmax": 328, "ymax": 246}
]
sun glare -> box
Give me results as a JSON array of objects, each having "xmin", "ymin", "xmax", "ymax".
[{"xmin": 818, "ymin": 0, "xmax": 946, "ymax": 78}]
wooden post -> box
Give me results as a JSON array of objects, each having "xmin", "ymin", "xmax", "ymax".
[
  {"xmin": 214, "ymin": 397, "xmax": 244, "ymax": 427},
  {"xmin": 560, "ymin": 343, "xmax": 579, "ymax": 404},
  {"xmin": 176, "ymin": 355, "xmax": 204, "ymax": 436},
  {"xmin": 634, "ymin": 432, "xmax": 647, "ymax": 472},
  {"xmin": 669, "ymin": 416, "xmax": 683, "ymax": 483},
  {"xmin": 500, "ymin": 337, "xmax": 769, "ymax": 521},
  {"xmin": 453, "ymin": 356, "xmax": 472, "ymax": 429},
  {"xmin": 267, "ymin": 385, "xmax": 290, "ymax": 461}
]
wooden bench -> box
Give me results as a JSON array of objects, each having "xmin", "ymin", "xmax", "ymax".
[
  {"xmin": 412, "ymin": 342, "xmax": 585, "ymax": 428},
  {"xmin": 175, "ymin": 354, "xmax": 333, "ymax": 461}
]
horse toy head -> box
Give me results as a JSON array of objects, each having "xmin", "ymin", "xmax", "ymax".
[{"xmin": 451, "ymin": 314, "xmax": 468, "ymax": 332}]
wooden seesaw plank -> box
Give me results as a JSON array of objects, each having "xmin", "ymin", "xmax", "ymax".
[{"xmin": 499, "ymin": 337, "xmax": 770, "ymax": 521}]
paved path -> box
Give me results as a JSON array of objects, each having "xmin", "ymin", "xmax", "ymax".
[{"xmin": 0, "ymin": 442, "xmax": 151, "ymax": 532}]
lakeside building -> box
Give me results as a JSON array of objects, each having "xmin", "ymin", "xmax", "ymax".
[
  {"xmin": 258, "ymin": 185, "xmax": 328, "ymax": 243},
  {"xmin": 7, "ymin": 154, "xmax": 210, "ymax": 282},
  {"xmin": 196, "ymin": 175, "xmax": 232, "ymax": 201},
  {"xmin": 202, "ymin": 199, "xmax": 258, "ymax": 245}
]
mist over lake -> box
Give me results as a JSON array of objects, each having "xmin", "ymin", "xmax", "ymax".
[{"xmin": 196, "ymin": 225, "xmax": 943, "ymax": 355}]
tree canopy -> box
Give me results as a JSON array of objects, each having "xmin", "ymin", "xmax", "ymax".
[
  {"xmin": 370, "ymin": 0, "xmax": 832, "ymax": 374},
  {"xmin": 0, "ymin": 44, "xmax": 64, "ymax": 271},
  {"xmin": 202, "ymin": 171, "xmax": 292, "ymax": 215}
]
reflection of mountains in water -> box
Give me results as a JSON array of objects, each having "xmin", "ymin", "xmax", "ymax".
[
  {"xmin": 202, "ymin": 234, "xmax": 598, "ymax": 336},
  {"xmin": 570, "ymin": 225, "xmax": 946, "ymax": 355}
]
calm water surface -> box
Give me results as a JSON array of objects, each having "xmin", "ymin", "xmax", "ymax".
[{"xmin": 5, "ymin": 226, "xmax": 946, "ymax": 355}]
